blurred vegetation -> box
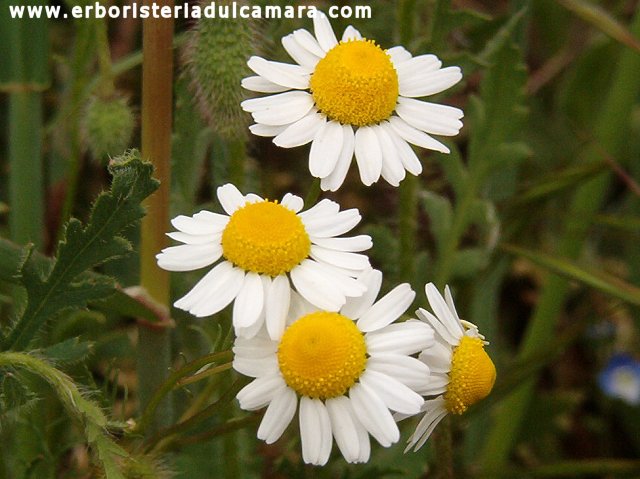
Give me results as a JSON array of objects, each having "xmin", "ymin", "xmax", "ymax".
[{"xmin": 1, "ymin": 0, "xmax": 640, "ymax": 478}]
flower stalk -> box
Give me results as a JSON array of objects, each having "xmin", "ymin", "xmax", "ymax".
[{"xmin": 137, "ymin": 0, "xmax": 175, "ymax": 436}]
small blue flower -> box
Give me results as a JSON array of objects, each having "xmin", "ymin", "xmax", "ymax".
[{"xmin": 598, "ymin": 353, "xmax": 640, "ymax": 406}]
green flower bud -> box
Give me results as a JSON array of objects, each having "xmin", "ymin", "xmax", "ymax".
[
  {"xmin": 182, "ymin": 0, "xmax": 257, "ymax": 140},
  {"xmin": 84, "ymin": 94, "xmax": 135, "ymax": 161}
]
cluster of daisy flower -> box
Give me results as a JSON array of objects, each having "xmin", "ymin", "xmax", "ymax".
[{"xmin": 157, "ymin": 12, "xmax": 495, "ymax": 466}]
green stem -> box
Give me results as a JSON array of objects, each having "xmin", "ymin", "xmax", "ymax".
[
  {"xmin": 135, "ymin": 350, "xmax": 232, "ymax": 437},
  {"xmin": 138, "ymin": 0, "xmax": 175, "ymax": 436},
  {"xmin": 479, "ymin": 10, "xmax": 640, "ymax": 473},
  {"xmin": 9, "ymin": 92, "xmax": 44, "ymax": 249},
  {"xmin": 398, "ymin": 174, "xmax": 419, "ymax": 285},
  {"xmin": 148, "ymin": 376, "xmax": 246, "ymax": 452},
  {"xmin": 170, "ymin": 416, "xmax": 259, "ymax": 449},
  {"xmin": 228, "ymin": 138, "xmax": 247, "ymax": 188},
  {"xmin": 304, "ymin": 177, "xmax": 321, "ymax": 206},
  {"xmin": 432, "ymin": 172, "xmax": 481, "ymax": 288}
]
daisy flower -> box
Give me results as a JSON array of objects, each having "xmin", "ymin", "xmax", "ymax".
[
  {"xmin": 156, "ymin": 183, "xmax": 371, "ymax": 339},
  {"xmin": 241, "ymin": 12, "xmax": 463, "ymax": 191},
  {"xmin": 405, "ymin": 283, "xmax": 496, "ymax": 452},
  {"xmin": 233, "ymin": 269, "xmax": 434, "ymax": 465}
]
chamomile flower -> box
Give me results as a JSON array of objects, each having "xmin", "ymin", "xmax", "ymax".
[
  {"xmin": 405, "ymin": 283, "xmax": 496, "ymax": 452},
  {"xmin": 233, "ymin": 269, "xmax": 434, "ymax": 465},
  {"xmin": 156, "ymin": 183, "xmax": 371, "ymax": 339},
  {"xmin": 241, "ymin": 12, "xmax": 463, "ymax": 191}
]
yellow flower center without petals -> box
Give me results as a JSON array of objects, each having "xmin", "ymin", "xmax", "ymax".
[
  {"xmin": 310, "ymin": 39, "xmax": 399, "ymax": 127},
  {"xmin": 277, "ymin": 312, "xmax": 367, "ymax": 399},
  {"xmin": 444, "ymin": 336, "xmax": 496, "ymax": 415},
  {"xmin": 221, "ymin": 201, "xmax": 311, "ymax": 277}
]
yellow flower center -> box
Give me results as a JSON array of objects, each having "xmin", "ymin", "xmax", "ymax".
[
  {"xmin": 310, "ymin": 39, "xmax": 399, "ymax": 127},
  {"xmin": 221, "ymin": 201, "xmax": 311, "ymax": 276},
  {"xmin": 444, "ymin": 336, "xmax": 496, "ymax": 415},
  {"xmin": 277, "ymin": 312, "xmax": 367, "ymax": 399}
]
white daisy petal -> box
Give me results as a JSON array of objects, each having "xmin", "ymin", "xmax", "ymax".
[
  {"xmin": 388, "ymin": 116, "xmax": 450, "ymax": 154},
  {"xmin": 300, "ymin": 398, "xmax": 332, "ymax": 466},
  {"xmin": 233, "ymin": 272, "xmax": 264, "ymax": 331},
  {"xmin": 166, "ymin": 231, "xmax": 215, "ymax": 245},
  {"xmin": 280, "ymin": 193, "xmax": 304, "ymax": 213},
  {"xmin": 386, "ymin": 45, "xmax": 412, "ymax": 65},
  {"xmin": 399, "ymin": 66, "xmax": 463, "ymax": 97},
  {"xmin": 383, "ymin": 121, "xmax": 423, "ymax": 175},
  {"xmin": 310, "ymin": 245, "xmax": 370, "ymax": 271},
  {"xmin": 303, "ymin": 207, "xmax": 361, "ymax": 238},
  {"xmin": 349, "ymin": 383, "xmax": 399, "ymax": 447},
  {"xmin": 425, "ymin": 282, "xmax": 463, "ymax": 338},
  {"xmin": 375, "ymin": 124, "xmax": 406, "ymax": 187},
  {"xmin": 396, "ymin": 97, "xmax": 463, "ymax": 136},
  {"xmin": 406, "ymin": 397, "xmax": 448, "ymax": 452},
  {"xmin": 312, "ymin": 234, "xmax": 372, "ymax": 252},
  {"xmin": 357, "ymin": 283, "xmax": 415, "ymax": 332},
  {"xmin": 274, "ymin": 110, "xmax": 325, "ymax": 147},
  {"xmin": 444, "ymin": 285, "xmax": 465, "ymax": 328},
  {"xmin": 257, "ymin": 386, "xmax": 297, "ymax": 444},
  {"xmin": 298, "ymin": 197, "xmax": 339, "ymax": 221},
  {"xmin": 418, "ymin": 340, "xmax": 453, "ymax": 374},
  {"xmin": 366, "ymin": 320, "xmax": 434, "ymax": 355},
  {"xmin": 216, "ymin": 183, "xmax": 247, "ymax": 215},
  {"xmin": 234, "ymin": 335, "xmax": 278, "ymax": 359},
  {"xmin": 367, "ymin": 354, "xmax": 431, "ymax": 393},
  {"xmin": 341, "ymin": 25, "xmax": 362, "ymax": 41},
  {"xmin": 282, "ymin": 33, "xmax": 321, "ymax": 69},
  {"xmin": 173, "ymin": 261, "xmax": 234, "ymax": 311},
  {"xmin": 421, "ymin": 373, "xmax": 449, "ymax": 396},
  {"xmin": 416, "ymin": 308, "xmax": 460, "ymax": 346},
  {"xmin": 241, "ymin": 75, "xmax": 289, "ymax": 93},
  {"xmin": 292, "ymin": 28, "xmax": 326, "ymax": 58},
  {"xmin": 305, "ymin": 260, "xmax": 368, "ymax": 297},
  {"xmin": 232, "ymin": 353, "xmax": 278, "ymax": 378},
  {"xmin": 187, "ymin": 265, "xmax": 246, "ymax": 317},
  {"xmin": 313, "ymin": 11, "xmax": 338, "ymax": 52},
  {"xmin": 250, "ymin": 92, "xmax": 315, "ymax": 126},
  {"xmin": 341, "ymin": 269, "xmax": 383, "ymax": 320},
  {"xmin": 309, "ymin": 120, "xmax": 344, "ymax": 178},
  {"xmin": 192, "ymin": 210, "xmax": 230, "ymax": 229},
  {"xmin": 321, "ymin": 124, "xmax": 355, "ymax": 192},
  {"xmin": 247, "ymin": 56, "xmax": 311, "ymax": 89},
  {"xmin": 249, "ymin": 123, "xmax": 288, "ymax": 137},
  {"xmin": 265, "ymin": 274, "xmax": 290, "ymax": 340},
  {"xmin": 395, "ymin": 54, "xmax": 442, "ymax": 79},
  {"xmin": 170, "ymin": 215, "xmax": 219, "ymax": 235},
  {"xmin": 326, "ymin": 396, "xmax": 362, "ymax": 463},
  {"xmin": 236, "ymin": 374, "xmax": 285, "ymax": 410},
  {"xmin": 156, "ymin": 243, "xmax": 222, "ymax": 272},
  {"xmin": 290, "ymin": 260, "xmax": 346, "ymax": 311},
  {"xmin": 354, "ymin": 126, "xmax": 383, "ymax": 186},
  {"xmin": 360, "ymin": 370, "xmax": 424, "ymax": 415}
]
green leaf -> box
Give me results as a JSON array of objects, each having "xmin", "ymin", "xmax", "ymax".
[
  {"xmin": 558, "ymin": 0, "xmax": 640, "ymax": 53},
  {"xmin": 0, "ymin": 351, "xmax": 128, "ymax": 478},
  {"xmin": 2, "ymin": 151, "xmax": 159, "ymax": 351},
  {"xmin": 451, "ymin": 248, "xmax": 491, "ymax": 279},
  {"xmin": 421, "ymin": 190, "xmax": 453, "ymax": 251},
  {"xmin": 0, "ymin": 237, "xmax": 163, "ymax": 324},
  {"xmin": 41, "ymin": 338, "xmax": 93, "ymax": 365},
  {"xmin": 469, "ymin": 12, "xmax": 528, "ymax": 172},
  {"xmin": 501, "ymin": 243, "xmax": 640, "ymax": 307}
]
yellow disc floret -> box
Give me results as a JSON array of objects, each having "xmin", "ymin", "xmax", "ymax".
[
  {"xmin": 277, "ymin": 312, "xmax": 367, "ymax": 399},
  {"xmin": 310, "ymin": 39, "xmax": 399, "ymax": 127},
  {"xmin": 221, "ymin": 201, "xmax": 311, "ymax": 276},
  {"xmin": 444, "ymin": 336, "xmax": 496, "ymax": 415}
]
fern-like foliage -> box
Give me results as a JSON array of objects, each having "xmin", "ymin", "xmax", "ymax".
[{"xmin": 2, "ymin": 151, "xmax": 159, "ymax": 351}]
